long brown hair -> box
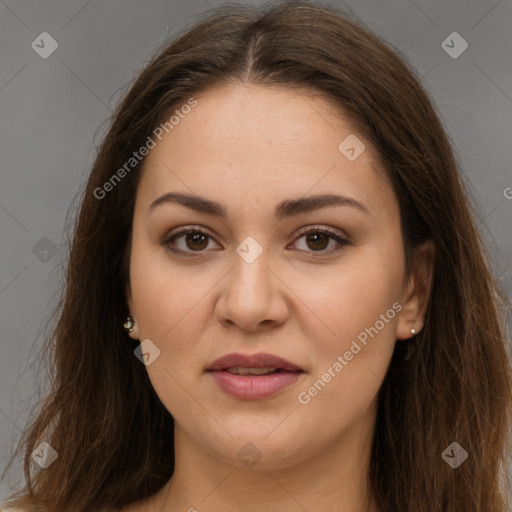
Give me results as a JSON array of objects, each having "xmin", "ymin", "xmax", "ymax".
[{"xmin": 3, "ymin": 1, "xmax": 511, "ymax": 510}]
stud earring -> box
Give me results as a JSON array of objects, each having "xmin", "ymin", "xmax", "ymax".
[
  {"xmin": 123, "ymin": 315, "xmax": 135, "ymax": 333},
  {"xmin": 410, "ymin": 327, "xmax": 416, "ymax": 335}
]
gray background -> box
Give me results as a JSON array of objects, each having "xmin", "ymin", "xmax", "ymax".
[{"xmin": 1, "ymin": 0, "xmax": 511, "ymax": 502}]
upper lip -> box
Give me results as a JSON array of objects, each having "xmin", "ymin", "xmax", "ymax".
[{"xmin": 206, "ymin": 352, "xmax": 303, "ymax": 372}]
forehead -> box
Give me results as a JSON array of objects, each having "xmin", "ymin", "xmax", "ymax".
[{"xmin": 137, "ymin": 83, "xmax": 395, "ymax": 216}]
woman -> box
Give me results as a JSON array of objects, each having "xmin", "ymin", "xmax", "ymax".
[{"xmin": 2, "ymin": 1, "xmax": 511, "ymax": 511}]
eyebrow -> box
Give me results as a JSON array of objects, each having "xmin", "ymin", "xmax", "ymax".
[{"xmin": 148, "ymin": 191, "xmax": 369, "ymax": 219}]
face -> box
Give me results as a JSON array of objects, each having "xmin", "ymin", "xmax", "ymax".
[{"xmin": 126, "ymin": 83, "xmax": 429, "ymax": 471}]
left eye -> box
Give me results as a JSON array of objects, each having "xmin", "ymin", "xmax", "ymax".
[
  {"xmin": 163, "ymin": 226, "xmax": 349, "ymax": 256},
  {"xmin": 292, "ymin": 227, "xmax": 348, "ymax": 253}
]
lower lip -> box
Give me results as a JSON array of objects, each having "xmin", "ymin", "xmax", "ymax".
[{"xmin": 208, "ymin": 370, "xmax": 303, "ymax": 400}]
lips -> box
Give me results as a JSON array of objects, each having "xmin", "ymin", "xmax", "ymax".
[
  {"xmin": 207, "ymin": 352, "xmax": 303, "ymax": 372},
  {"xmin": 206, "ymin": 352, "xmax": 305, "ymax": 400}
]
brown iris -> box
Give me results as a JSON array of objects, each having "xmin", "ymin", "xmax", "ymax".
[
  {"xmin": 185, "ymin": 232, "xmax": 209, "ymax": 251},
  {"xmin": 305, "ymin": 232, "xmax": 329, "ymax": 251}
]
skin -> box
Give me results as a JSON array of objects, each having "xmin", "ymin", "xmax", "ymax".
[{"xmin": 123, "ymin": 83, "xmax": 435, "ymax": 512}]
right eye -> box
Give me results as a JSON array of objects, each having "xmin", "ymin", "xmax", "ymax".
[{"xmin": 162, "ymin": 226, "xmax": 221, "ymax": 256}]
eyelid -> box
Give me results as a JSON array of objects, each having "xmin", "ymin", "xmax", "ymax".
[
  {"xmin": 294, "ymin": 224, "xmax": 347, "ymax": 239},
  {"xmin": 165, "ymin": 224, "xmax": 213, "ymax": 238}
]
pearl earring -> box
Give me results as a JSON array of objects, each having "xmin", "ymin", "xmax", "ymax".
[
  {"xmin": 410, "ymin": 327, "xmax": 416, "ymax": 335},
  {"xmin": 123, "ymin": 315, "xmax": 135, "ymax": 333}
]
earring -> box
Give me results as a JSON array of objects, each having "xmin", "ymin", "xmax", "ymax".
[
  {"xmin": 123, "ymin": 315, "xmax": 135, "ymax": 333},
  {"xmin": 410, "ymin": 328, "xmax": 416, "ymax": 335}
]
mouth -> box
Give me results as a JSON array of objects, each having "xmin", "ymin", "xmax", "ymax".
[
  {"xmin": 206, "ymin": 352, "xmax": 305, "ymax": 400},
  {"xmin": 223, "ymin": 367, "xmax": 288, "ymax": 375},
  {"xmin": 206, "ymin": 352, "xmax": 304, "ymax": 372}
]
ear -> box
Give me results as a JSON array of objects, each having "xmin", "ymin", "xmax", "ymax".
[
  {"xmin": 396, "ymin": 239, "xmax": 436, "ymax": 340},
  {"xmin": 125, "ymin": 281, "xmax": 140, "ymax": 340}
]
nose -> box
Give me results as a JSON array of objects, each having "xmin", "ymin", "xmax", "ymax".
[{"xmin": 214, "ymin": 246, "xmax": 289, "ymax": 332}]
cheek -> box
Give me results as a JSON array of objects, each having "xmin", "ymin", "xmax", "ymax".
[
  {"xmin": 129, "ymin": 234, "xmax": 197, "ymax": 330},
  {"xmin": 128, "ymin": 248, "xmax": 212, "ymax": 415},
  {"xmin": 293, "ymin": 269, "xmax": 400, "ymax": 441},
  {"xmin": 131, "ymin": 273, "xmax": 209, "ymax": 350},
  {"xmin": 292, "ymin": 246, "xmax": 404, "ymax": 355},
  {"xmin": 292, "ymin": 244, "xmax": 404, "ymax": 428}
]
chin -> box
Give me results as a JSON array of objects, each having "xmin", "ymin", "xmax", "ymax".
[{"xmin": 204, "ymin": 428, "xmax": 320, "ymax": 471}]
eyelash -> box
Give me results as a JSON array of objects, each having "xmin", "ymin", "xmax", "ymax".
[{"xmin": 161, "ymin": 225, "xmax": 350, "ymax": 258}]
